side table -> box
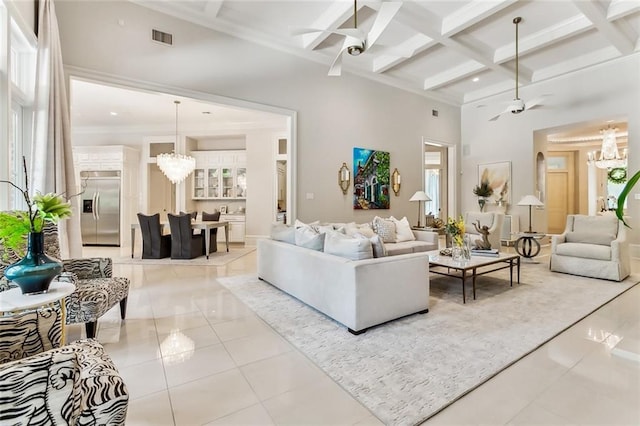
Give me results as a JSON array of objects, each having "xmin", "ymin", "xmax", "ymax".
[
  {"xmin": 0, "ymin": 281, "xmax": 76, "ymax": 344},
  {"xmin": 515, "ymin": 233, "xmax": 546, "ymax": 259}
]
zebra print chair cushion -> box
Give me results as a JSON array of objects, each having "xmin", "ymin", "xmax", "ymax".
[
  {"xmin": 0, "ymin": 338, "xmax": 128, "ymax": 425},
  {"xmin": 0, "ymin": 306, "xmax": 63, "ymax": 364}
]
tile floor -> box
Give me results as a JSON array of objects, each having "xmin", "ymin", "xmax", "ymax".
[{"xmin": 70, "ymin": 245, "xmax": 640, "ymax": 425}]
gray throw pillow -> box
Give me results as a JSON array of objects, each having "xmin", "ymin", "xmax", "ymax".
[
  {"xmin": 295, "ymin": 226, "xmax": 325, "ymax": 251},
  {"xmin": 270, "ymin": 223, "xmax": 295, "ymax": 244},
  {"xmin": 373, "ymin": 217, "xmax": 397, "ymax": 243},
  {"xmin": 324, "ymin": 231, "xmax": 373, "ymax": 260}
]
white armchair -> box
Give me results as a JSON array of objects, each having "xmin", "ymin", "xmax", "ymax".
[
  {"xmin": 550, "ymin": 214, "xmax": 629, "ymax": 281},
  {"xmin": 464, "ymin": 212, "xmax": 504, "ymax": 251}
]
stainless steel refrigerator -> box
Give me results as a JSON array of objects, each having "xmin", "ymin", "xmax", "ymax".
[{"xmin": 80, "ymin": 170, "xmax": 121, "ymax": 246}]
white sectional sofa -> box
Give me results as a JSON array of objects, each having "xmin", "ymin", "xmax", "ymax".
[{"xmin": 257, "ymin": 227, "xmax": 437, "ymax": 334}]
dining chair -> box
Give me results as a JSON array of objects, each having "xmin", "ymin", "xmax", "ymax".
[
  {"xmin": 202, "ymin": 211, "xmax": 221, "ymax": 253},
  {"xmin": 168, "ymin": 213, "xmax": 205, "ymax": 259},
  {"xmin": 137, "ymin": 213, "xmax": 171, "ymax": 259}
]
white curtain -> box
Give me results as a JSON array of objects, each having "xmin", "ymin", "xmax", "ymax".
[{"xmin": 31, "ymin": 0, "xmax": 82, "ymax": 258}]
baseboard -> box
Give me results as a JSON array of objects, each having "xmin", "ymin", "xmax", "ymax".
[{"xmin": 244, "ymin": 234, "xmax": 268, "ymax": 247}]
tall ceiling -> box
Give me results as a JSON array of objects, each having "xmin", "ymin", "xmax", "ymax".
[{"xmin": 131, "ymin": 0, "xmax": 640, "ymax": 105}]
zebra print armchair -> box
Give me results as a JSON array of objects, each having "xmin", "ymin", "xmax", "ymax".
[
  {"xmin": 0, "ymin": 222, "xmax": 130, "ymax": 339},
  {"xmin": 0, "ymin": 338, "xmax": 128, "ymax": 424}
]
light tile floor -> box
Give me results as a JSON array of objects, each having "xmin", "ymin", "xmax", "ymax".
[{"xmin": 72, "ymin": 245, "xmax": 640, "ymax": 425}]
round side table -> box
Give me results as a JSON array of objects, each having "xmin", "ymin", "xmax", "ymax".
[
  {"xmin": 515, "ymin": 233, "xmax": 546, "ymax": 258},
  {"xmin": 0, "ymin": 281, "xmax": 76, "ymax": 344}
]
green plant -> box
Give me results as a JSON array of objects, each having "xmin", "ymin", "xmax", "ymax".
[
  {"xmin": 616, "ymin": 169, "xmax": 639, "ymax": 228},
  {"xmin": 0, "ymin": 157, "xmax": 73, "ymax": 254},
  {"xmin": 473, "ymin": 180, "xmax": 494, "ymax": 198}
]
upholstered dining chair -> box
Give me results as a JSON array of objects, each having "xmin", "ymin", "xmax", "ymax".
[
  {"xmin": 202, "ymin": 211, "xmax": 221, "ymax": 254},
  {"xmin": 137, "ymin": 213, "xmax": 171, "ymax": 259},
  {"xmin": 179, "ymin": 210, "xmax": 198, "ymax": 221},
  {"xmin": 168, "ymin": 213, "xmax": 205, "ymax": 259},
  {"xmin": 0, "ymin": 220, "xmax": 130, "ymax": 339}
]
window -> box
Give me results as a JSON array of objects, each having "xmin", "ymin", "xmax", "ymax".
[{"xmin": 424, "ymin": 145, "xmax": 447, "ymax": 220}]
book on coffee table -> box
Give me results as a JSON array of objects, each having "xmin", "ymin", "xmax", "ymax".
[{"xmin": 471, "ymin": 248, "xmax": 499, "ymax": 257}]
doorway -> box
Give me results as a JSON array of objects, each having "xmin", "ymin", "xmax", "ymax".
[
  {"xmin": 547, "ymin": 152, "xmax": 576, "ymax": 233},
  {"xmin": 424, "ymin": 143, "xmax": 449, "ymax": 221}
]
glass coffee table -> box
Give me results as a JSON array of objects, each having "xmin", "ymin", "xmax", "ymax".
[{"xmin": 426, "ymin": 250, "xmax": 520, "ymax": 303}]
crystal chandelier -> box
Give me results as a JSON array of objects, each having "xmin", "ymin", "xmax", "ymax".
[
  {"xmin": 586, "ymin": 126, "xmax": 627, "ymax": 169},
  {"xmin": 157, "ymin": 100, "xmax": 196, "ymax": 184}
]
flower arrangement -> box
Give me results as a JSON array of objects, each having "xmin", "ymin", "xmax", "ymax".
[
  {"xmin": 444, "ymin": 215, "xmax": 465, "ymax": 246},
  {"xmin": 0, "ymin": 157, "xmax": 73, "ymax": 255}
]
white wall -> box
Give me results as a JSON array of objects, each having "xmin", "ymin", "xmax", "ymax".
[
  {"xmin": 461, "ymin": 54, "xmax": 640, "ymax": 247},
  {"xmin": 54, "ymin": 1, "xmax": 461, "ymax": 233}
]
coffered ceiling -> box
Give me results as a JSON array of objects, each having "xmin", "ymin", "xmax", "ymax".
[{"xmin": 131, "ymin": 0, "xmax": 640, "ymax": 105}]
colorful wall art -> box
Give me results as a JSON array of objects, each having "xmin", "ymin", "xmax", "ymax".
[{"xmin": 353, "ymin": 147, "xmax": 390, "ymax": 209}]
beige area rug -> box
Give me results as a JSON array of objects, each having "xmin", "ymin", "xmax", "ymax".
[
  {"xmin": 114, "ymin": 247, "xmax": 255, "ymax": 266},
  {"xmin": 217, "ymin": 260, "xmax": 639, "ymax": 426}
]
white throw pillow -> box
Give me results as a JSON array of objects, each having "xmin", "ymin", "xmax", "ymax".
[
  {"xmin": 295, "ymin": 226, "xmax": 325, "ymax": 251},
  {"xmin": 270, "ymin": 223, "xmax": 295, "ymax": 244},
  {"xmin": 372, "ymin": 216, "xmax": 397, "ymax": 243},
  {"xmin": 294, "ymin": 219, "xmax": 319, "ymax": 229},
  {"xmin": 344, "ymin": 222, "xmax": 375, "ymax": 238},
  {"xmin": 324, "ymin": 230, "xmax": 373, "ymax": 260},
  {"xmin": 354, "ymin": 233, "xmax": 387, "ymax": 258},
  {"xmin": 391, "ymin": 216, "xmax": 416, "ymax": 242}
]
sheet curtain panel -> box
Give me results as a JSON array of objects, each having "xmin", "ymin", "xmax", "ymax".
[{"xmin": 31, "ymin": 0, "xmax": 82, "ymax": 258}]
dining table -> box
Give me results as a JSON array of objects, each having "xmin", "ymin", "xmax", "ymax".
[{"xmin": 130, "ymin": 220, "xmax": 230, "ymax": 259}]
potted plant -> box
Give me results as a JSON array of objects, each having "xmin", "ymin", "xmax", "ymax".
[
  {"xmin": 473, "ymin": 179, "xmax": 494, "ymax": 212},
  {"xmin": 616, "ymin": 170, "xmax": 640, "ymax": 228},
  {"xmin": 0, "ymin": 157, "xmax": 73, "ymax": 294}
]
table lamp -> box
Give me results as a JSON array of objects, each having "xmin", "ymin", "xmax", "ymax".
[
  {"xmin": 409, "ymin": 191, "xmax": 431, "ymax": 228},
  {"xmin": 517, "ymin": 195, "xmax": 544, "ymax": 233}
]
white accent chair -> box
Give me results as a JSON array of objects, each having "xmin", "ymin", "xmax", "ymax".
[
  {"xmin": 550, "ymin": 214, "xmax": 630, "ymax": 281},
  {"xmin": 464, "ymin": 212, "xmax": 504, "ymax": 251}
]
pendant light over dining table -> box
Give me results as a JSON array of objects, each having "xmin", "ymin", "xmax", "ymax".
[{"xmin": 157, "ymin": 100, "xmax": 196, "ymax": 184}]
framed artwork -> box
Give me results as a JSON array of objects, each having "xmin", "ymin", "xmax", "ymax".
[
  {"xmin": 478, "ymin": 161, "xmax": 511, "ymax": 205},
  {"xmin": 219, "ymin": 205, "xmax": 228, "ymax": 214},
  {"xmin": 353, "ymin": 147, "xmax": 390, "ymax": 209}
]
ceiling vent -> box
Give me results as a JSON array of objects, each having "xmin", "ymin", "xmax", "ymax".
[{"xmin": 152, "ymin": 29, "xmax": 173, "ymax": 46}]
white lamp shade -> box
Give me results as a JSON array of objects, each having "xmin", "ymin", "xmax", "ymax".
[
  {"xmin": 517, "ymin": 195, "xmax": 544, "ymax": 206},
  {"xmin": 409, "ymin": 191, "xmax": 431, "ymax": 202}
]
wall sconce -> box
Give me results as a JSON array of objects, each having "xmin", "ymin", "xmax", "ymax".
[
  {"xmin": 338, "ymin": 162, "xmax": 351, "ymax": 195},
  {"xmin": 391, "ymin": 168, "xmax": 401, "ymax": 196}
]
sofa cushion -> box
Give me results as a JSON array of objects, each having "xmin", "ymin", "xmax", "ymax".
[
  {"xmin": 373, "ymin": 217, "xmax": 397, "ymax": 243},
  {"xmin": 385, "ymin": 241, "xmax": 433, "ymax": 256},
  {"xmin": 391, "ymin": 216, "xmax": 415, "ymax": 242},
  {"xmin": 324, "ymin": 231, "xmax": 373, "ymax": 260},
  {"xmin": 270, "ymin": 223, "xmax": 295, "ymax": 244},
  {"xmin": 572, "ymin": 215, "xmax": 618, "ymax": 237},
  {"xmin": 556, "ymin": 242, "xmax": 611, "ymax": 261},
  {"xmin": 565, "ymin": 231, "xmax": 615, "ymax": 246},
  {"xmin": 295, "ymin": 226, "xmax": 325, "ymax": 251},
  {"xmin": 369, "ymin": 234, "xmax": 387, "ymax": 258}
]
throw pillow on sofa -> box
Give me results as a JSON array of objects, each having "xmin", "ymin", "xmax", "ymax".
[
  {"xmin": 324, "ymin": 230, "xmax": 373, "ymax": 260},
  {"xmin": 373, "ymin": 216, "xmax": 397, "ymax": 243},
  {"xmin": 344, "ymin": 222, "xmax": 375, "ymax": 238},
  {"xmin": 361, "ymin": 233, "xmax": 387, "ymax": 258},
  {"xmin": 270, "ymin": 223, "xmax": 295, "ymax": 244},
  {"xmin": 391, "ymin": 216, "xmax": 415, "ymax": 242},
  {"xmin": 295, "ymin": 226, "xmax": 325, "ymax": 251}
]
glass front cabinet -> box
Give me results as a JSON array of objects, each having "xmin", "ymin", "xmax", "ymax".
[{"xmin": 192, "ymin": 151, "xmax": 246, "ymax": 200}]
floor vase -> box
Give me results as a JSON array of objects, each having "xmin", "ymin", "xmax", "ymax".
[{"xmin": 4, "ymin": 232, "xmax": 63, "ymax": 295}]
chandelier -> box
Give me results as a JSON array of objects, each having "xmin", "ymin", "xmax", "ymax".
[
  {"xmin": 586, "ymin": 126, "xmax": 627, "ymax": 169},
  {"xmin": 157, "ymin": 100, "xmax": 196, "ymax": 184}
]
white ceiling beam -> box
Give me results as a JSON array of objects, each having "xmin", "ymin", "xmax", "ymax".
[
  {"xmin": 493, "ymin": 15, "xmax": 593, "ymax": 63},
  {"xmin": 607, "ymin": 0, "xmax": 640, "ymax": 20},
  {"xmin": 300, "ymin": 2, "xmax": 360, "ymax": 50},
  {"xmin": 372, "ymin": 34, "xmax": 435, "ymax": 73},
  {"xmin": 533, "ymin": 46, "xmax": 621, "ymax": 82},
  {"xmin": 396, "ymin": 3, "xmax": 526, "ymax": 84},
  {"xmin": 203, "ymin": 1, "xmax": 223, "ymax": 18},
  {"xmin": 441, "ymin": 0, "xmax": 517, "ymax": 37},
  {"xmin": 423, "ymin": 61, "xmax": 485, "ymax": 90},
  {"xmin": 573, "ymin": 0, "xmax": 635, "ymax": 54}
]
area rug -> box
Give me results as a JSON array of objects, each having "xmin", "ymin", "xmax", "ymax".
[
  {"xmin": 217, "ymin": 260, "xmax": 638, "ymax": 426},
  {"xmin": 113, "ymin": 247, "xmax": 255, "ymax": 266}
]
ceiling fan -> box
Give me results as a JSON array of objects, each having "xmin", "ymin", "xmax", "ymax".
[
  {"xmin": 291, "ymin": 0, "xmax": 402, "ymax": 76},
  {"xmin": 489, "ymin": 17, "xmax": 548, "ymax": 121}
]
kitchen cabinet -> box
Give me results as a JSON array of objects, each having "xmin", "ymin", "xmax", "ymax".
[
  {"xmin": 221, "ymin": 214, "xmax": 246, "ymax": 243},
  {"xmin": 192, "ymin": 151, "xmax": 246, "ymax": 200}
]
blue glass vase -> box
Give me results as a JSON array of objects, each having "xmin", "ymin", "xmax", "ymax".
[{"xmin": 5, "ymin": 232, "xmax": 63, "ymax": 295}]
